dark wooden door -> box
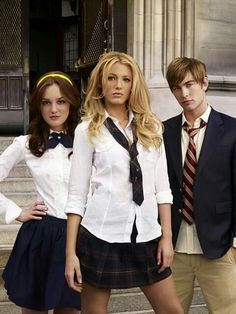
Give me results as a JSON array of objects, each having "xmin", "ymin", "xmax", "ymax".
[
  {"xmin": 0, "ymin": 0, "xmax": 29, "ymax": 135},
  {"xmin": 76, "ymin": 0, "xmax": 127, "ymax": 96}
]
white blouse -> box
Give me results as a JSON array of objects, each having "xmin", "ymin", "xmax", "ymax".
[
  {"xmin": 0, "ymin": 135, "xmax": 72, "ymax": 224},
  {"xmin": 66, "ymin": 114, "xmax": 173, "ymax": 243}
]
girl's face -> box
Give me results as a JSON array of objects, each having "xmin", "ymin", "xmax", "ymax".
[
  {"xmin": 40, "ymin": 83, "xmax": 70, "ymax": 131},
  {"xmin": 102, "ymin": 62, "xmax": 132, "ymax": 109}
]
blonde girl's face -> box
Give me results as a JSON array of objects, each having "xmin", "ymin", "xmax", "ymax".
[
  {"xmin": 40, "ymin": 83, "xmax": 70, "ymax": 131},
  {"xmin": 102, "ymin": 62, "xmax": 132, "ymax": 109}
]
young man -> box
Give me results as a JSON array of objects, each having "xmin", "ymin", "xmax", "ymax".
[{"xmin": 163, "ymin": 57, "xmax": 236, "ymax": 314}]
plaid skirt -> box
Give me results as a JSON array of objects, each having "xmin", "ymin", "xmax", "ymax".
[
  {"xmin": 77, "ymin": 225, "xmax": 171, "ymax": 289},
  {"xmin": 2, "ymin": 215, "xmax": 81, "ymax": 311}
]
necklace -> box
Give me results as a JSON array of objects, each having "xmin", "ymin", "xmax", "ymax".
[{"xmin": 118, "ymin": 117, "xmax": 129, "ymax": 129}]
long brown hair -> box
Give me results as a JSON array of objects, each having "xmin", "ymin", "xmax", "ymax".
[{"xmin": 27, "ymin": 71, "xmax": 80, "ymax": 157}]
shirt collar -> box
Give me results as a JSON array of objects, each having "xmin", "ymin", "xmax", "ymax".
[
  {"xmin": 49, "ymin": 129, "xmax": 66, "ymax": 134},
  {"xmin": 181, "ymin": 105, "xmax": 211, "ymax": 128},
  {"xmin": 104, "ymin": 110, "xmax": 134, "ymax": 128}
]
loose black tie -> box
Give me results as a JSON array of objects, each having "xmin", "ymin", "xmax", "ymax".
[
  {"xmin": 47, "ymin": 132, "xmax": 73, "ymax": 149},
  {"xmin": 105, "ymin": 117, "xmax": 144, "ymax": 206}
]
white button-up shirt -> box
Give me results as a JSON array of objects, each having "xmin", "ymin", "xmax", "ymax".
[
  {"xmin": 0, "ymin": 135, "xmax": 72, "ymax": 224},
  {"xmin": 66, "ymin": 113, "xmax": 173, "ymax": 243},
  {"xmin": 175, "ymin": 106, "xmax": 211, "ymax": 253}
]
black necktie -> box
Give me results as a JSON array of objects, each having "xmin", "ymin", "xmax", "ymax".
[
  {"xmin": 47, "ymin": 132, "xmax": 73, "ymax": 149},
  {"xmin": 105, "ymin": 117, "xmax": 144, "ymax": 206}
]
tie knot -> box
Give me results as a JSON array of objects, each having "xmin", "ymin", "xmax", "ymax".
[
  {"xmin": 183, "ymin": 120, "xmax": 207, "ymax": 138},
  {"xmin": 47, "ymin": 132, "xmax": 73, "ymax": 149},
  {"xmin": 50, "ymin": 132, "xmax": 64, "ymax": 139}
]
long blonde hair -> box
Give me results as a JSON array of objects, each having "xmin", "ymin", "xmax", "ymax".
[{"xmin": 82, "ymin": 51, "xmax": 163, "ymax": 149}]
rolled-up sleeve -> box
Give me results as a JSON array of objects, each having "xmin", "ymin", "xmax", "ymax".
[
  {"xmin": 65, "ymin": 122, "xmax": 94, "ymax": 217},
  {"xmin": 155, "ymin": 142, "xmax": 173, "ymax": 204},
  {"xmin": 0, "ymin": 136, "xmax": 25, "ymax": 223}
]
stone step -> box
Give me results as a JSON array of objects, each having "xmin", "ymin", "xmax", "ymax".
[
  {"xmin": 0, "ymin": 137, "xmax": 14, "ymax": 152},
  {"xmin": 0, "ymin": 193, "xmax": 36, "ymax": 224},
  {"xmin": 2, "ymin": 192, "xmax": 36, "ymax": 208},
  {"xmin": 0, "ymin": 250, "xmax": 11, "ymax": 270},
  {"xmin": 0, "ymin": 302, "xmax": 21, "ymax": 314},
  {"xmin": 109, "ymin": 311, "xmax": 154, "ymax": 314},
  {"xmin": 191, "ymin": 286, "xmax": 206, "ymax": 307},
  {"xmin": 0, "ymin": 178, "xmax": 36, "ymax": 193},
  {"xmin": 0, "ymin": 225, "xmax": 20, "ymax": 247},
  {"xmin": 8, "ymin": 164, "xmax": 32, "ymax": 178},
  {"xmin": 0, "ymin": 294, "xmax": 208, "ymax": 314},
  {"xmin": 108, "ymin": 288, "xmax": 152, "ymax": 313},
  {"xmin": 189, "ymin": 306, "xmax": 208, "ymax": 314}
]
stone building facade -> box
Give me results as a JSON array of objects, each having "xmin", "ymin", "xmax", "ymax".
[
  {"xmin": 0, "ymin": 1, "xmax": 236, "ymax": 313},
  {"xmin": 127, "ymin": 0, "xmax": 236, "ymax": 120}
]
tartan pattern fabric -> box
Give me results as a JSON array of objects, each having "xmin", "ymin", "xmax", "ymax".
[
  {"xmin": 77, "ymin": 225, "xmax": 171, "ymax": 289},
  {"xmin": 182, "ymin": 119, "xmax": 207, "ymax": 224},
  {"xmin": 105, "ymin": 117, "xmax": 144, "ymax": 206}
]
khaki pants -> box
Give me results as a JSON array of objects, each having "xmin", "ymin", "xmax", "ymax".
[{"xmin": 172, "ymin": 250, "xmax": 236, "ymax": 314}]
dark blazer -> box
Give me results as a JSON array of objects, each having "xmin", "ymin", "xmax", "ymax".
[{"xmin": 163, "ymin": 108, "xmax": 236, "ymax": 259}]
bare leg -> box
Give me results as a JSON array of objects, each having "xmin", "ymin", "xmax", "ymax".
[
  {"xmin": 22, "ymin": 309, "xmax": 47, "ymax": 314},
  {"xmin": 140, "ymin": 275, "xmax": 184, "ymax": 314},
  {"xmin": 81, "ymin": 282, "xmax": 111, "ymax": 314},
  {"xmin": 22, "ymin": 307, "xmax": 80, "ymax": 314}
]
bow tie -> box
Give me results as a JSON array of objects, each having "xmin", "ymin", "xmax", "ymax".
[{"xmin": 47, "ymin": 132, "xmax": 73, "ymax": 149}]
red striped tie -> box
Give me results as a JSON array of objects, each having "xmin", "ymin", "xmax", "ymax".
[{"xmin": 182, "ymin": 119, "xmax": 207, "ymax": 225}]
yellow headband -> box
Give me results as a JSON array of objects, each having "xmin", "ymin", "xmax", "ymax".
[{"xmin": 36, "ymin": 73, "xmax": 73, "ymax": 87}]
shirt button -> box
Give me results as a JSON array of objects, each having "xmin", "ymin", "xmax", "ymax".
[
  {"xmin": 178, "ymin": 208, "xmax": 182, "ymax": 213},
  {"xmin": 58, "ymin": 136, "xmax": 61, "ymax": 139},
  {"xmin": 179, "ymin": 188, "xmax": 182, "ymax": 192}
]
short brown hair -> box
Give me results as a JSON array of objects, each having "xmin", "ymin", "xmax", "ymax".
[{"xmin": 166, "ymin": 57, "xmax": 207, "ymax": 91}]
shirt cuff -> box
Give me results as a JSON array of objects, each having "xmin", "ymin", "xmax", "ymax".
[
  {"xmin": 233, "ymin": 237, "xmax": 236, "ymax": 248},
  {"xmin": 5, "ymin": 202, "xmax": 22, "ymax": 224},
  {"xmin": 65, "ymin": 198, "xmax": 85, "ymax": 217},
  {"xmin": 65, "ymin": 207, "xmax": 84, "ymax": 217},
  {"xmin": 156, "ymin": 189, "xmax": 173, "ymax": 204}
]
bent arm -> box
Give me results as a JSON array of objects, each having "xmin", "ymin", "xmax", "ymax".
[
  {"xmin": 65, "ymin": 123, "xmax": 94, "ymax": 291},
  {"xmin": 65, "ymin": 123, "xmax": 94, "ymax": 217},
  {"xmin": 0, "ymin": 136, "xmax": 26, "ymax": 223},
  {"xmin": 154, "ymin": 142, "xmax": 174, "ymax": 271}
]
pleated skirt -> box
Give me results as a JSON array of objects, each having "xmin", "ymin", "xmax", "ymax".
[
  {"xmin": 2, "ymin": 215, "xmax": 81, "ymax": 311},
  {"xmin": 77, "ymin": 225, "xmax": 171, "ymax": 289}
]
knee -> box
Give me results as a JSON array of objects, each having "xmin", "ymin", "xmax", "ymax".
[
  {"xmin": 165, "ymin": 303, "xmax": 184, "ymax": 314},
  {"xmin": 82, "ymin": 304, "xmax": 107, "ymax": 314},
  {"xmin": 82, "ymin": 309, "xmax": 106, "ymax": 314},
  {"xmin": 172, "ymin": 304, "xmax": 184, "ymax": 314}
]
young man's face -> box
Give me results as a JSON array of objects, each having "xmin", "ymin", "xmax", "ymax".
[{"xmin": 171, "ymin": 72, "xmax": 208, "ymax": 116}]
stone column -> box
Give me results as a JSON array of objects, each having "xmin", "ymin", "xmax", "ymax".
[{"xmin": 127, "ymin": 0, "xmax": 144, "ymax": 70}]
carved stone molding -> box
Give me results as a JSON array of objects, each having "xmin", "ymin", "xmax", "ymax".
[{"xmin": 127, "ymin": 0, "xmax": 236, "ymax": 90}]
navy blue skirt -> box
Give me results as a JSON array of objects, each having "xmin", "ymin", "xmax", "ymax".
[
  {"xmin": 2, "ymin": 215, "xmax": 81, "ymax": 311},
  {"xmin": 77, "ymin": 225, "xmax": 171, "ymax": 289}
]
